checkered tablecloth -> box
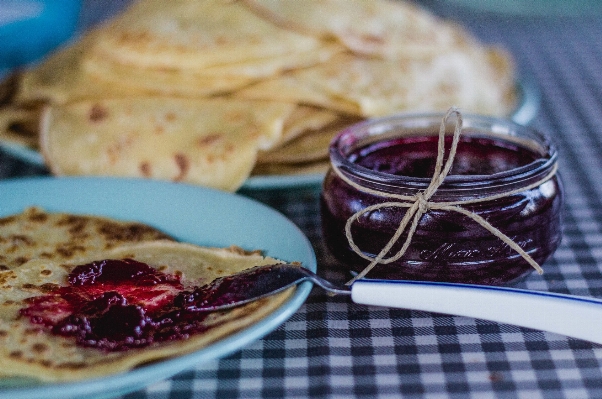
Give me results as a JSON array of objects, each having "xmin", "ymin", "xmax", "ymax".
[{"xmin": 2, "ymin": 3, "xmax": 602, "ymax": 399}]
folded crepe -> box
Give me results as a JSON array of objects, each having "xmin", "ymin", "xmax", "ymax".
[
  {"xmin": 257, "ymin": 114, "xmax": 362, "ymax": 165},
  {"xmin": 242, "ymin": 0, "xmax": 474, "ymax": 59},
  {"xmin": 237, "ymin": 50, "xmax": 516, "ymax": 118},
  {"xmin": 0, "ymin": 240, "xmax": 292, "ymax": 382},
  {"xmin": 0, "ymin": 208, "xmax": 296, "ymax": 382},
  {"xmin": 89, "ymin": 0, "xmax": 324, "ymax": 70},
  {"xmin": 40, "ymin": 98, "xmax": 296, "ymax": 191}
]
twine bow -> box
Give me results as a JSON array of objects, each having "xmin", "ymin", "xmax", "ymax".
[{"xmin": 334, "ymin": 108, "xmax": 558, "ymax": 285}]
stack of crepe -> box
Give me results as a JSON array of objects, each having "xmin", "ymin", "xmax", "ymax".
[{"xmin": 0, "ymin": 0, "xmax": 516, "ymax": 191}]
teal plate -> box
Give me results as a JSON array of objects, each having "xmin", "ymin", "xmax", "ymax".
[
  {"xmin": 0, "ymin": 176, "xmax": 317, "ymax": 399},
  {"xmin": 441, "ymin": 0, "xmax": 602, "ymax": 16}
]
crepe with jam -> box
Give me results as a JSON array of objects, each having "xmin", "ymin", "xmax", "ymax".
[
  {"xmin": 0, "ymin": 0, "xmax": 518, "ymax": 189},
  {"xmin": 0, "ymin": 210, "xmax": 294, "ymax": 382}
]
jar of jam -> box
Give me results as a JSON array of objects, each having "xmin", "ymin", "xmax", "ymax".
[{"xmin": 320, "ymin": 111, "xmax": 563, "ymax": 285}]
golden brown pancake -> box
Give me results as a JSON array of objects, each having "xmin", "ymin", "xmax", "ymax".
[
  {"xmin": 0, "ymin": 240, "xmax": 293, "ymax": 382},
  {"xmin": 40, "ymin": 97, "xmax": 295, "ymax": 191},
  {"xmin": 89, "ymin": 0, "xmax": 322, "ymax": 70},
  {"xmin": 238, "ymin": 50, "xmax": 516, "ymax": 118},
  {"xmin": 257, "ymin": 114, "xmax": 362, "ymax": 165},
  {"xmin": 0, "ymin": 207, "xmax": 173, "ymax": 270},
  {"xmin": 243, "ymin": 0, "xmax": 474, "ymax": 59}
]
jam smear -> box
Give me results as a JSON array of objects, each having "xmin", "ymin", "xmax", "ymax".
[
  {"xmin": 20, "ymin": 259, "xmax": 255, "ymax": 351},
  {"xmin": 176, "ymin": 272, "xmax": 254, "ymax": 311},
  {"xmin": 350, "ymin": 135, "xmax": 539, "ymax": 177}
]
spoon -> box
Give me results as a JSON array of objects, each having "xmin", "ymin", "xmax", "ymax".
[{"xmin": 196, "ymin": 263, "xmax": 602, "ymax": 345}]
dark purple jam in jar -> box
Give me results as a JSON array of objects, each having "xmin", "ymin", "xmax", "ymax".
[{"xmin": 320, "ymin": 113, "xmax": 563, "ymax": 285}]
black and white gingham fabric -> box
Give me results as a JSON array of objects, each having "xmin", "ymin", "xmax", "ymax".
[{"xmin": 2, "ymin": 4, "xmax": 602, "ymax": 399}]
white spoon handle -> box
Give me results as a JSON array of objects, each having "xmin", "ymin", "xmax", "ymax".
[{"xmin": 351, "ymin": 280, "xmax": 602, "ymax": 345}]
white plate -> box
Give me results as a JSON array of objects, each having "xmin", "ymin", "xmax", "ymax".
[
  {"xmin": 0, "ymin": 176, "xmax": 317, "ymax": 399},
  {"xmin": 0, "ymin": 80, "xmax": 539, "ymax": 191}
]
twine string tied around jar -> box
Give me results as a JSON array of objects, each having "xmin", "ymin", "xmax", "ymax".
[{"xmin": 333, "ymin": 107, "xmax": 558, "ymax": 285}]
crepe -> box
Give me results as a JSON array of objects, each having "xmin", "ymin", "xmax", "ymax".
[
  {"xmin": 13, "ymin": 31, "xmax": 257, "ymax": 105},
  {"xmin": 235, "ymin": 73, "xmax": 361, "ymax": 116},
  {"xmin": 274, "ymin": 105, "xmax": 341, "ymax": 147},
  {"xmin": 40, "ymin": 97, "xmax": 295, "ymax": 191},
  {"xmin": 89, "ymin": 0, "xmax": 322, "ymax": 70},
  {"xmin": 13, "ymin": 33, "xmax": 123, "ymax": 106},
  {"xmin": 82, "ymin": 51, "xmax": 258, "ymax": 98},
  {"xmin": 243, "ymin": 0, "xmax": 474, "ymax": 59},
  {"xmin": 0, "ymin": 207, "xmax": 174, "ymax": 270},
  {"xmin": 0, "ymin": 239, "xmax": 293, "ymax": 382},
  {"xmin": 238, "ymin": 50, "xmax": 516, "ymax": 118},
  {"xmin": 85, "ymin": 41, "xmax": 341, "ymax": 82},
  {"xmin": 257, "ymin": 115, "xmax": 361, "ymax": 164}
]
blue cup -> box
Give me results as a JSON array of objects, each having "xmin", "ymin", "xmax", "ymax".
[{"xmin": 0, "ymin": 0, "xmax": 81, "ymax": 71}]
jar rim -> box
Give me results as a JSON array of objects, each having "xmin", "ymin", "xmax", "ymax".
[{"xmin": 329, "ymin": 112, "xmax": 558, "ymax": 193}]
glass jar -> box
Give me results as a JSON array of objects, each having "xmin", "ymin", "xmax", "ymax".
[{"xmin": 320, "ymin": 112, "xmax": 563, "ymax": 285}]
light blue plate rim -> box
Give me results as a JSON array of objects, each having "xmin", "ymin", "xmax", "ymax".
[
  {"xmin": 0, "ymin": 176, "xmax": 317, "ymax": 399},
  {"xmin": 0, "ymin": 79, "xmax": 540, "ymax": 191},
  {"xmin": 441, "ymin": 0, "xmax": 602, "ymax": 16}
]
